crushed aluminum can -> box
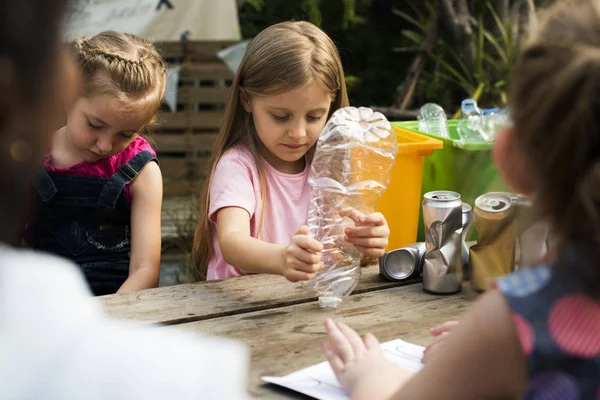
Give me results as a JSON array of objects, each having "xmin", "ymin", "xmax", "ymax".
[
  {"xmin": 422, "ymin": 191, "xmax": 463, "ymax": 294},
  {"xmin": 469, "ymin": 192, "xmax": 518, "ymax": 291},
  {"xmin": 379, "ymin": 242, "xmax": 426, "ymax": 281}
]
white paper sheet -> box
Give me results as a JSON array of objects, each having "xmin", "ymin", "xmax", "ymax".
[{"xmin": 262, "ymin": 339, "xmax": 424, "ymax": 400}]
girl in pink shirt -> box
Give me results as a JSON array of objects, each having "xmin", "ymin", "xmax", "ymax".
[
  {"xmin": 193, "ymin": 21, "xmax": 390, "ymax": 281},
  {"xmin": 26, "ymin": 31, "xmax": 166, "ymax": 295}
]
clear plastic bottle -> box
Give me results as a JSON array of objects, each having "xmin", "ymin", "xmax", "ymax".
[
  {"xmin": 303, "ymin": 107, "xmax": 398, "ymax": 308},
  {"xmin": 457, "ymin": 98, "xmax": 485, "ymax": 142},
  {"xmin": 417, "ymin": 103, "xmax": 449, "ymax": 138},
  {"xmin": 479, "ymin": 108, "xmax": 510, "ymax": 142}
]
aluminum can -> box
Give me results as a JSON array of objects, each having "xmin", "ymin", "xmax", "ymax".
[
  {"xmin": 422, "ymin": 191, "xmax": 463, "ymax": 294},
  {"xmin": 469, "ymin": 192, "xmax": 517, "ymax": 291},
  {"xmin": 461, "ymin": 202, "xmax": 474, "ymax": 276},
  {"xmin": 513, "ymin": 194, "xmax": 549, "ymax": 267},
  {"xmin": 379, "ymin": 242, "xmax": 426, "ymax": 281}
]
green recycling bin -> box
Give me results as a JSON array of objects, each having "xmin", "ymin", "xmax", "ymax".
[{"xmin": 391, "ymin": 120, "xmax": 509, "ymax": 241}]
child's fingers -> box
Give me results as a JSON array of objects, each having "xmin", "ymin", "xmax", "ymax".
[
  {"xmin": 346, "ymin": 237, "xmax": 388, "ymax": 250},
  {"xmin": 336, "ymin": 321, "xmax": 365, "ymax": 354},
  {"xmin": 285, "ymin": 269, "xmax": 315, "ymax": 283},
  {"xmin": 324, "ymin": 319, "xmax": 355, "ymax": 363},
  {"xmin": 422, "ymin": 339, "xmax": 444, "ymax": 363},
  {"xmin": 322, "ymin": 340, "xmax": 345, "ymax": 375},
  {"xmin": 363, "ymin": 332, "xmax": 380, "ymax": 350},
  {"xmin": 288, "ymin": 259, "xmax": 323, "ymax": 273},
  {"xmin": 294, "ymin": 225, "xmax": 310, "ymax": 235},
  {"xmin": 422, "ymin": 332, "xmax": 450, "ymax": 363},
  {"xmin": 293, "ymin": 235, "xmax": 324, "ymax": 253},
  {"xmin": 429, "ymin": 321, "xmax": 459, "ymax": 336},
  {"xmin": 361, "ymin": 212, "xmax": 387, "ymax": 226},
  {"xmin": 291, "ymin": 248, "xmax": 322, "ymax": 264},
  {"xmin": 345, "ymin": 225, "xmax": 389, "ymax": 238},
  {"xmin": 339, "ymin": 207, "xmax": 365, "ymax": 224},
  {"xmin": 354, "ymin": 245, "xmax": 385, "ymax": 258}
]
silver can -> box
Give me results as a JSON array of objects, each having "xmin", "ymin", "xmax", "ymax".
[
  {"xmin": 422, "ymin": 191, "xmax": 463, "ymax": 294},
  {"xmin": 379, "ymin": 242, "xmax": 426, "ymax": 281},
  {"xmin": 461, "ymin": 202, "xmax": 474, "ymax": 276}
]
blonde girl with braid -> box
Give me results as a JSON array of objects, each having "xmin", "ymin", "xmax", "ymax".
[{"xmin": 25, "ymin": 31, "xmax": 166, "ymax": 295}]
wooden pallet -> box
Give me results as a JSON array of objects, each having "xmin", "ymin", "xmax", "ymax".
[{"xmin": 154, "ymin": 41, "xmax": 238, "ymax": 197}]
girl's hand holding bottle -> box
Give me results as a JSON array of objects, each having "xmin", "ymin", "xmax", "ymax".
[
  {"xmin": 281, "ymin": 225, "xmax": 324, "ymax": 282},
  {"xmin": 340, "ymin": 208, "xmax": 390, "ymax": 259}
]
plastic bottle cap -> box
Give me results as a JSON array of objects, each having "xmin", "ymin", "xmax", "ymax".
[{"xmin": 318, "ymin": 295, "xmax": 343, "ymax": 308}]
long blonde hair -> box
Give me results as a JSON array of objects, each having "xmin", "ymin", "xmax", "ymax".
[
  {"xmin": 193, "ymin": 21, "xmax": 349, "ymax": 280},
  {"xmin": 70, "ymin": 30, "xmax": 166, "ymax": 132}
]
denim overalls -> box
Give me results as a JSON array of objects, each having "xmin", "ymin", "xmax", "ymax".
[{"xmin": 29, "ymin": 150, "xmax": 157, "ymax": 296}]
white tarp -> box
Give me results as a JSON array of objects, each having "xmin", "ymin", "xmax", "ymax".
[{"xmin": 63, "ymin": 0, "xmax": 242, "ymax": 42}]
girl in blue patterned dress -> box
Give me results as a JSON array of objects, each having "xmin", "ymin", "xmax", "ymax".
[{"xmin": 319, "ymin": 0, "xmax": 600, "ymax": 398}]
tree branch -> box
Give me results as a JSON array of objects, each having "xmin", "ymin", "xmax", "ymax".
[
  {"xmin": 393, "ymin": 15, "xmax": 439, "ymax": 109},
  {"xmin": 439, "ymin": 0, "xmax": 475, "ymax": 64},
  {"xmin": 511, "ymin": 0, "xmax": 537, "ymax": 54}
]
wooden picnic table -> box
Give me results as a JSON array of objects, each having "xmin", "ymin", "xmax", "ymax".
[{"xmin": 100, "ymin": 266, "xmax": 478, "ymax": 399}]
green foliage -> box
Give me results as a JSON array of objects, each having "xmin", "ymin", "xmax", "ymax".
[
  {"xmin": 237, "ymin": 0, "xmax": 414, "ymax": 107},
  {"xmin": 394, "ymin": 1, "xmax": 519, "ymax": 112}
]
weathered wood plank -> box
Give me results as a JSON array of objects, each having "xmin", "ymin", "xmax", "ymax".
[
  {"xmin": 159, "ymin": 111, "xmax": 224, "ymax": 130},
  {"xmin": 99, "ymin": 265, "xmax": 420, "ymax": 326},
  {"xmin": 179, "ymin": 62, "xmax": 234, "ymax": 81},
  {"xmin": 178, "ymin": 86, "xmax": 231, "ymax": 104},
  {"xmin": 159, "ymin": 158, "xmax": 211, "ymax": 180},
  {"xmin": 175, "ymin": 283, "xmax": 477, "ymax": 399},
  {"xmin": 162, "ymin": 179, "xmax": 202, "ymax": 197},
  {"xmin": 153, "ymin": 133, "xmax": 217, "ymax": 153},
  {"xmin": 156, "ymin": 41, "xmax": 238, "ymax": 60}
]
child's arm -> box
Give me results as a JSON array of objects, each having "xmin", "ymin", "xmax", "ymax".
[
  {"xmin": 118, "ymin": 161, "xmax": 162, "ymax": 293},
  {"xmin": 216, "ymin": 206, "xmax": 323, "ymax": 282},
  {"xmin": 324, "ymin": 290, "xmax": 527, "ymax": 400}
]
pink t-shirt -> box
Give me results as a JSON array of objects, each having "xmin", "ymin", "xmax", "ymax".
[
  {"xmin": 207, "ymin": 147, "xmax": 311, "ymax": 280},
  {"xmin": 43, "ymin": 136, "xmax": 156, "ymax": 204}
]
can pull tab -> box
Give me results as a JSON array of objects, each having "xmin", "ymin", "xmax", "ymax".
[{"xmin": 481, "ymin": 198, "xmax": 508, "ymax": 210}]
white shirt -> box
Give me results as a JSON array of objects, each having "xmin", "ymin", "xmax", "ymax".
[{"xmin": 0, "ymin": 245, "xmax": 251, "ymax": 399}]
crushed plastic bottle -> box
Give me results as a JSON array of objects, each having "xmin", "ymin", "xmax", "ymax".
[
  {"xmin": 303, "ymin": 107, "xmax": 398, "ymax": 308},
  {"xmin": 457, "ymin": 98, "xmax": 485, "ymax": 142},
  {"xmin": 479, "ymin": 108, "xmax": 511, "ymax": 141},
  {"xmin": 417, "ymin": 103, "xmax": 449, "ymax": 138}
]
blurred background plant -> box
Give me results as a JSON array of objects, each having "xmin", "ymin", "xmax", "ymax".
[{"xmin": 237, "ymin": 0, "xmax": 544, "ymax": 115}]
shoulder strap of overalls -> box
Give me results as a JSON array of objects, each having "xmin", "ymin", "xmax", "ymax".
[
  {"xmin": 32, "ymin": 168, "xmax": 58, "ymax": 202},
  {"xmin": 98, "ymin": 150, "xmax": 158, "ymax": 209}
]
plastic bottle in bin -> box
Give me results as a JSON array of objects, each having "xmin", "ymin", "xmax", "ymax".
[
  {"xmin": 457, "ymin": 98, "xmax": 485, "ymax": 142},
  {"xmin": 418, "ymin": 103, "xmax": 449, "ymax": 138},
  {"xmin": 303, "ymin": 107, "xmax": 397, "ymax": 308}
]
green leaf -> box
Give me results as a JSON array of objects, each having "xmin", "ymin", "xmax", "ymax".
[
  {"xmin": 402, "ymin": 30, "xmax": 424, "ymax": 45},
  {"xmin": 392, "ymin": 9, "xmax": 426, "ymax": 32},
  {"xmin": 345, "ymin": 75, "xmax": 361, "ymax": 90},
  {"xmin": 406, "ymin": 1, "xmax": 425, "ymax": 21},
  {"xmin": 436, "ymin": 71, "xmax": 474, "ymax": 95},
  {"xmin": 444, "ymin": 44, "xmax": 476, "ymax": 86},
  {"xmin": 425, "ymin": 1, "xmax": 436, "ymax": 18},
  {"xmin": 486, "ymin": 1, "xmax": 509, "ymax": 46},
  {"xmin": 483, "ymin": 31, "xmax": 508, "ymax": 64},
  {"xmin": 475, "ymin": 12, "xmax": 484, "ymax": 76},
  {"xmin": 431, "ymin": 55, "xmax": 475, "ymax": 93},
  {"xmin": 240, "ymin": 0, "xmax": 264, "ymax": 11}
]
